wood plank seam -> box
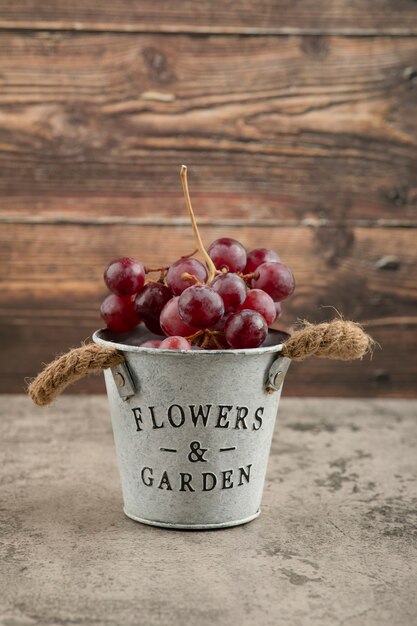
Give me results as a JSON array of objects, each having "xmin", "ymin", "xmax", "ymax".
[
  {"xmin": 1, "ymin": 25, "xmax": 417, "ymax": 37},
  {"xmin": 0, "ymin": 216, "xmax": 416, "ymax": 228}
]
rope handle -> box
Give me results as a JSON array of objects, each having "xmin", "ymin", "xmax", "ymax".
[
  {"xmin": 28, "ymin": 319, "xmax": 373, "ymax": 406},
  {"xmin": 281, "ymin": 319, "xmax": 373, "ymax": 361},
  {"xmin": 28, "ymin": 344, "xmax": 124, "ymax": 407}
]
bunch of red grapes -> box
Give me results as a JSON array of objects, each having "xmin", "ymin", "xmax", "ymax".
[{"xmin": 100, "ymin": 238, "xmax": 294, "ymax": 351}]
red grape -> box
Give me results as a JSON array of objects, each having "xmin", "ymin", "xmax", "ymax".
[
  {"xmin": 211, "ymin": 273, "xmax": 247, "ymax": 313},
  {"xmin": 210, "ymin": 312, "xmax": 232, "ymax": 331},
  {"xmin": 104, "ymin": 257, "xmax": 145, "ymax": 296},
  {"xmin": 100, "ymin": 294, "xmax": 141, "ymax": 333},
  {"xmin": 238, "ymin": 289, "xmax": 276, "ymax": 326},
  {"xmin": 178, "ymin": 285, "xmax": 224, "ymax": 328},
  {"xmin": 252, "ymin": 262, "xmax": 295, "ymax": 301},
  {"xmin": 135, "ymin": 283, "xmax": 173, "ymax": 335},
  {"xmin": 160, "ymin": 336, "xmax": 192, "ymax": 350},
  {"xmin": 274, "ymin": 301, "xmax": 282, "ymax": 319},
  {"xmin": 208, "ymin": 238, "xmax": 247, "ymax": 273},
  {"xmin": 166, "ymin": 258, "xmax": 208, "ymax": 295},
  {"xmin": 224, "ymin": 310, "xmax": 267, "ymax": 349},
  {"xmin": 160, "ymin": 297, "xmax": 198, "ymax": 337},
  {"xmin": 244, "ymin": 248, "xmax": 280, "ymax": 273},
  {"xmin": 143, "ymin": 316, "xmax": 165, "ymax": 336},
  {"xmin": 135, "ymin": 283, "xmax": 172, "ymax": 319},
  {"xmin": 140, "ymin": 339, "xmax": 162, "ymax": 348}
]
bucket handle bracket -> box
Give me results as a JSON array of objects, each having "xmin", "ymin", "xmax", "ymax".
[
  {"xmin": 112, "ymin": 361, "xmax": 137, "ymax": 400},
  {"xmin": 266, "ymin": 355, "xmax": 291, "ymax": 393}
]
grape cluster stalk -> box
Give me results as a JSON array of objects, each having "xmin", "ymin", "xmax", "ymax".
[{"xmin": 100, "ymin": 166, "xmax": 295, "ymax": 350}]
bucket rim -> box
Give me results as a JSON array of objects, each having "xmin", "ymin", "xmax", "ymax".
[{"xmin": 93, "ymin": 328, "xmax": 289, "ymax": 357}]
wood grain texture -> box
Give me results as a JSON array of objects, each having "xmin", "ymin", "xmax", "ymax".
[
  {"xmin": 0, "ymin": 1, "xmax": 416, "ymax": 34},
  {"xmin": 0, "ymin": 33, "xmax": 416, "ymax": 222},
  {"xmin": 1, "ymin": 223, "xmax": 415, "ymax": 397}
]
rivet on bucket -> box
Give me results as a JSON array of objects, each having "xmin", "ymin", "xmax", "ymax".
[
  {"xmin": 266, "ymin": 357, "xmax": 291, "ymax": 394},
  {"xmin": 112, "ymin": 362, "xmax": 136, "ymax": 400}
]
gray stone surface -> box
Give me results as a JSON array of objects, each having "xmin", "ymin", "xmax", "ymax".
[{"xmin": 1, "ymin": 395, "xmax": 416, "ymax": 626}]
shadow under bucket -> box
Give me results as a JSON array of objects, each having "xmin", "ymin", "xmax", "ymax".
[{"xmin": 93, "ymin": 327, "xmax": 291, "ymax": 530}]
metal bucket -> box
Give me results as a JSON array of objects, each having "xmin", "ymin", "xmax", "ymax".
[{"xmin": 93, "ymin": 327, "xmax": 291, "ymax": 530}]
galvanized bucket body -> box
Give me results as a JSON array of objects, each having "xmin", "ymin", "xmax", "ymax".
[{"xmin": 93, "ymin": 327, "xmax": 290, "ymax": 529}]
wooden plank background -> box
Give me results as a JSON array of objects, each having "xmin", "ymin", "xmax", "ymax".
[
  {"xmin": 0, "ymin": 1, "xmax": 416, "ymax": 34},
  {"xmin": 0, "ymin": 2, "xmax": 416, "ymax": 396}
]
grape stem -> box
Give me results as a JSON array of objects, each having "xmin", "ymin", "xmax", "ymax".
[
  {"xmin": 181, "ymin": 272, "xmax": 201, "ymax": 285},
  {"xmin": 200, "ymin": 329, "xmax": 223, "ymax": 349},
  {"xmin": 211, "ymin": 334, "xmax": 225, "ymax": 350},
  {"xmin": 240, "ymin": 271, "xmax": 259, "ymax": 281},
  {"xmin": 239, "ymin": 270, "xmax": 260, "ymax": 286},
  {"xmin": 181, "ymin": 248, "xmax": 198, "ymax": 259},
  {"xmin": 186, "ymin": 328, "xmax": 223, "ymax": 349},
  {"xmin": 185, "ymin": 329, "xmax": 205, "ymax": 342},
  {"xmin": 180, "ymin": 165, "xmax": 217, "ymax": 284},
  {"xmin": 144, "ymin": 265, "xmax": 169, "ymax": 273}
]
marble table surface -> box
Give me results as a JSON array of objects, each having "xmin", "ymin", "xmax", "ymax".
[{"xmin": 1, "ymin": 395, "xmax": 416, "ymax": 626}]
